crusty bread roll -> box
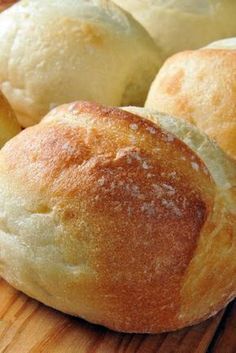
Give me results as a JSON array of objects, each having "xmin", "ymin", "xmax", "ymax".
[
  {"xmin": 0, "ymin": 91, "xmax": 21, "ymax": 147},
  {"xmin": 112, "ymin": 0, "xmax": 236, "ymax": 61},
  {"xmin": 0, "ymin": 101, "xmax": 235, "ymax": 333},
  {"xmin": 0, "ymin": 0, "xmax": 17, "ymax": 12},
  {"xmin": 0, "ymin": 0, "xmax": 160, "ymax": 127},
  {"xmin": 145, "ymin": 47, "xmax": 236, "ymax": 160}
]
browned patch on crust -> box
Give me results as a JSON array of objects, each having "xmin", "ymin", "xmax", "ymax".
[
  {"xmin": 211, "ymin": 93, "xmax": 222, "ymax": 106},
  {"xmin": 48, "ymin": 17, "xmax": 105, "ymax": 47},
  {"xmin": 74, "ymin": 147, "xmax": 209, "ymax": 331},
  {"xmin": 0, "ymin": 101, "xmax": 215, "ymax": 332},
  {"xmin": 79, "ymin": 22, "xmax": 105, "ymax": 46},
  {"xmin": 175, "ymin": 96, "xmax": 195, "ymax": 123},
  {"xmin": 161, "ymin": 69, "xmax": 184, "ymax": 95}
]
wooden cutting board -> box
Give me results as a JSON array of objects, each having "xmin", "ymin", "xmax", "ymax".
[{"xmin": 0, "ymin": 278, "xmax": 235, "ymax": 353}]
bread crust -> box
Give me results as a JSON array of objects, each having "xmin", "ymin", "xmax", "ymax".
[{"xmin": 0, "ymin": 102, "xmax": 235, "ymax": 333}]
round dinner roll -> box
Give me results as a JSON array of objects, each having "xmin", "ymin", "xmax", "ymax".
[
  {"xmin": 0, "ymin": 0, "xmax": 160, "ymax": 127},
  {"xmin": 112, "ymin": 0, "xmax": 236, "ymax": 61},
  {"xmin": 145, "ymin": 46, "xmax": 236, "ymax": 160},
  {"xmin": 0, "ymin": 101, "xmax": 235, "ymax": 333},
  {"xmin": 0, "ymin": 91, "xmax": 21, "ymax": 147}
]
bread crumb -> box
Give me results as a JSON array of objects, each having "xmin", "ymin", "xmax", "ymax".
[
  {"xmin": 163, "ymin": 133, "xmax": 174, "ymax": 142},
  {"xmin": 142, "ymin": 161, "xmax": 150, "ymax": 169},
  {"xmin": 97, "ymin": 176, "xmax": 105, "ymax": 186},
  {"xmin": 191, "ymin": 162, "xmax": 199, "ymax": 171},
  {"xmin": 146, "ymin": 126, "xmax": 156, "ymax": 134},
  {"xmin": 129, "ymin": 123, "xmax": 138, "ymax": 131},
  {"xmin": 161, "ymin": 199, "xmax": 182, "ymax": 217}
]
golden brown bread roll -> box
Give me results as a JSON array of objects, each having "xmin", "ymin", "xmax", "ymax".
[
  {"xmin": 112, "ymin": 0, "xmax": 236, "ymax": 61},
  {"xmin": 0, "ymin": 101, "xmax": 235, "ymax": 333},
  {"xmin": 0, "ymin": 91, "xmax": 21, "ymax": 147},
  {"xmin": 0, "ymin": 0, "xmax": 160, "ymax": 127},
  {"xmin": 145, "ymin": 47, "xmax": 236, "ymax": 160}
]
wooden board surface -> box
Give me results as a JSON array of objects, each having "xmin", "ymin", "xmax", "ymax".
[{"xmin": 0, "ymin": 278, "xmax": 234, "ymax": 353}]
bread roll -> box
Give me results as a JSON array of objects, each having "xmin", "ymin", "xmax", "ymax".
[
  {"xmin": 0, "ymin": 0, "xmax": 160, "ymax": 127},
  {"xmin": 145, "ymin": 47, "xmax": 236, "ymax": 160},
  {"xmin": 0, "ymin": 0, "xmax": 17, "ymax": 12},
  {"xmin": 0, "ymin": 91, "xmax": 21, "ymax": 147},
  {"xmin": 112, "ymin": 0, "xmax": 236, "ymax": 61},
  {"xmin": 0, "ymin": 101, "xmax": 235, "ymax": 333}
]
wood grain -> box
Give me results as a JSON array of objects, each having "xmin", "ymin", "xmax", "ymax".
[{"xmin": 0, "ymin": 279, "xmax": 229, "ymax": 353}]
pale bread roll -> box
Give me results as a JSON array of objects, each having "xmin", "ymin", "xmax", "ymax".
[
  {"xmin": 0, "ymin": 0, "xmax": 160, "ymax": 127},
  {"xmin": 112, "ymin": 0, "xmax": 236, "ymax": 60},
  {"xmin": 145, "ymin": 46, "xmax": 236, "ymax": 160},
  {"xmin": 0, "ymin": 101, "xmax": 235, "ymax": 333},
  {"xmin": 0, "ymin": 91, "xmax": 21, "ymax": 147}
]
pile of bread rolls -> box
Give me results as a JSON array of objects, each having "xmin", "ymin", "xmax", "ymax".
[{"xmin": 0, "ymin": 0, "xmax": 235, "ymax": 334}]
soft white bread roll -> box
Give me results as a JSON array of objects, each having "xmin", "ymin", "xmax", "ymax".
[
  {"xmin": 0, "ymin": 0, "xmax": 17, "ymax": 12},
  {"xmin": 145, "ymin": 46, "xmax": 236, "ymax": 160},
  {"xmin": 0, "ymin": 101, "xmax": 235, "ymax": 333},
  {"xmin": 112, "ymin": 0, "xmax": 236, "ymax": 61},
  {"xmin": 0, "ymin": 0, "xmax": 160, "ymax": 127},
  {"xmin": 0, "ymin": 91, "xmax": 21, "ymax": 147}
]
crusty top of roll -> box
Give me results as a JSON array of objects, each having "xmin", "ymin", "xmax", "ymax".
[
  {"xmin": 112, "ymin": 0, "xmax": 236, "ymax": 60},
  {"xmin": 145, "ymin": 47, "xmax": 236, "ymax": 160},
  {"xmin": 0, "ymin": 101, "xmax": 235, "ymax": 333},
  {"xmin": 0, "ymin": 0, "xmax": 160, "ymax": 127},
  {"xmin": 0, "ymin": 91, "xmax": 21, "ymax": 147}
]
